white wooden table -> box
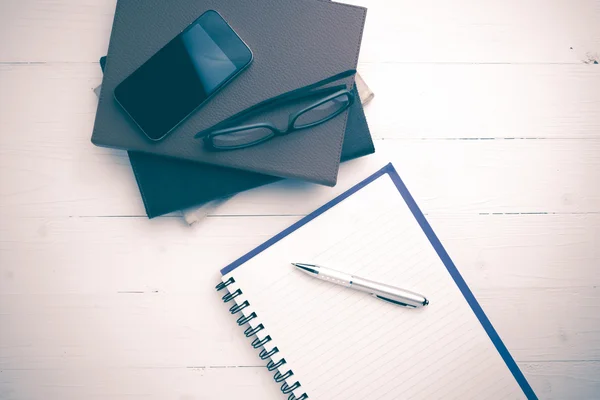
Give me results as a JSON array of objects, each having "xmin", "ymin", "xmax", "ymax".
[{"xmin": 1, "ymin": 0, "xmax": 599, "ymax": 398}]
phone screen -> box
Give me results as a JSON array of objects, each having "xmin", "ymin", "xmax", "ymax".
[{"xmin": 114, "ymin": 10, "xmax": 253, "ymax": 141}]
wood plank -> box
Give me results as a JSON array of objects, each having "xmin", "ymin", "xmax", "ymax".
[
  {"xmin": 479, "ymin": 287, "xmax": 600, "ymax": 362},
  {"xmin": 431, "ymin": 213, "xmax": 600, "ymax": 289},
  {"xmin": 0, "ymin": 362, "xmax": 598, "ymax": 400},
  {"xmin": 346, "ymin": 0, "xmax": 600, "ymax": 64},
  {"xmin": 1, "ymin": 64, "xmax": 599, "ymax": 217},
  {"xmin": 2, "ymin": 136, "xmax": 599, "ymax": 217},
  {"xmin": 521, "ymin": 361, "xmax": 600, "ymax": 400},
  {"xmin": 1, "ymin": 215, "xmax": 598, "ymax": 366},
  {"xmin": 2, "ymin": 62, "xmax": 598, "ymax": 219},
  {"xmin": 0, "ymin": 0, "xmax": 116, "ymax": 63},
  {"xmin": 0, "ymin": 366, "xmax": 284, "ymax": 400},
  {"xmin": 359, "ymin": 63, "xmax": 600, "ymax": 140},
  {"xmin": 1, "ymin": 288, "xmax": 598, "ymax": 367},
  {"xmin": 192, "ymin": 134, "xmax": 600, "ymax": 215},
  {"xmin": 1, "ymin": 0, "xmax": 598, "ymax": 63},
  {"xmin": 3, "ymin": 63, "xmax": 598, "ymax": 145},
  {"xmin": 1, "ymin": 361, "xmax": 597, "ymax": 400},
  {"xmin": 1, "ymin": 214, "xmax": 598, "ymax": 293}
]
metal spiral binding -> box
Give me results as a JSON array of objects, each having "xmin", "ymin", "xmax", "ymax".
[
  {"xmin": 216, "ymin": 278, "xmax": 308, "ymax": 399},
  {"xmin": 288, "ymin": 393, "xmax": 308, "ymax": 400}
]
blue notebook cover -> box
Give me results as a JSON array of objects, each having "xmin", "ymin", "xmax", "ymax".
[{"xmin": 219, "ymin": 163, "xmax": 537, "ymax": 399}]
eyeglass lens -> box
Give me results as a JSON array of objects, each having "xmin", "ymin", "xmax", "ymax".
[
  {"xmin": 211, "ymin": 91, "xmax": 351, "ymax": 149},
  {"xmin": 212, "ymin": 126, "xmax": 274, "ymax": 149},
  {"xmin": 293, "ymin": 92, "xmax": 350, "ymax": 129}
]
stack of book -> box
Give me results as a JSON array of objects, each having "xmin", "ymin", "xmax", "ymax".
[{"xmin": 91, "ymin": 0, "xmax": 374, "ymax": 219}]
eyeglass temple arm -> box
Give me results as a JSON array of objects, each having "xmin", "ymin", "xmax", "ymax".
[{"xmin": 194, "ymin": 69, "xmax": 357, "ymax": 139}]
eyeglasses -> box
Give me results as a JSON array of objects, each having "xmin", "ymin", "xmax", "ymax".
[
  {"xmin": 204, "ymin": 87, "xmax": 353, "ymax": 150},
  {"xmin": 195, "ymin": 70, "xmax": 356, "ymax": 151}
]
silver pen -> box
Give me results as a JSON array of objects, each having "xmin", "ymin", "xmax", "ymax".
[{"xmin": 292, "ymin": 263, "xmax": 429, "ymax": 308}]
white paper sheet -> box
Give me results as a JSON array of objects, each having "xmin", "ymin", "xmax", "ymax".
[{"xmin": 223, "ymin": 170, "xmax": 527, "ymax": 399}]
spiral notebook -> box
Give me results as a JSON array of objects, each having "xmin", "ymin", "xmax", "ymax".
[{"xmin": 216, "ymin": 164, "xmax": 537, "ymax": 400}]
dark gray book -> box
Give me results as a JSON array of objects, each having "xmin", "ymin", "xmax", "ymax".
[
  {"xmin": 128, "ymin": 86, "xmax": 374, "ymax": 218},
  {"xmin": 92, "ymin": 0, "xmax": 367, "ymax": 186},
  {"xmin": 98, "ymin": 57, "xmax": 374, "ymax": 218}
]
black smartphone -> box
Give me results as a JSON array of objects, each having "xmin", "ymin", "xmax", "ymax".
[{"xmin": 114, "ymin": 10, "xmax": 253, "ymax": 141}]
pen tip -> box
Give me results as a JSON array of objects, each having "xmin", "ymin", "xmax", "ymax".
[
  {"xmin": 423, "ymin": 298, "xmax": 429, "ymax": 306},
  {"xmin": 292, "ymin": 263, "xmax": 318, "ymax": 274}
]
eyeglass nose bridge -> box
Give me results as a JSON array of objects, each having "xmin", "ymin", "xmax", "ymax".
[{"xmin": 285, "ymin": 114, "xmax": 301, "ymax": 134}]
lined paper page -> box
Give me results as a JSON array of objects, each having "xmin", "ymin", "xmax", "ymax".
[{"xmin": 224, "ymin": 172, "xmax": 525, "ymax": 399}]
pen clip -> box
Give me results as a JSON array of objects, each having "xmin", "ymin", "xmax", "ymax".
[{"xmin": 372, "ymin": 294, "xmax": 417, "ymax": 308}]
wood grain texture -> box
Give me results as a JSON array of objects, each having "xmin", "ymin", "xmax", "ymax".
[
  {"xmin": 2, "ymin": 137, "xmax": 600, "ymax": 217},
  {"xmin": 522, "ymin": 362, "xmax": 600, "ymax": 400},
  {"xmin": 346, "ymin": 0, "xmax": 600, "ymax": 64},
  {"xmin": 360, "ymin": 63, "xmax": 600, "ymax": 139},
  {"xmin": 1, "ymin": 216, "xmax": 598, "ymax": 367},
  {"xmin": 1, "ymin": 63, "xmax": 599, "ymax": 217},
  {"xmin": 2, "ymin": 362, "xmax": 598, "ymax": 400},
  {"xmin": 1, "ymin": 0, "xmax": 599, "ymax": 398},
  {"xmin": 1, "ymin": 289, "xmax": 598, "ymax": 367},
  {"xmin": 1, "ymin": 0, "xmax": 598, "ymax": 63},
  {"xmin": 2, "ymin": 63, "xmax": 600, "ymax": 147},
  {"xmin": 2, "ymin": 215, "xmax": 599, "ymax": 294}
]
